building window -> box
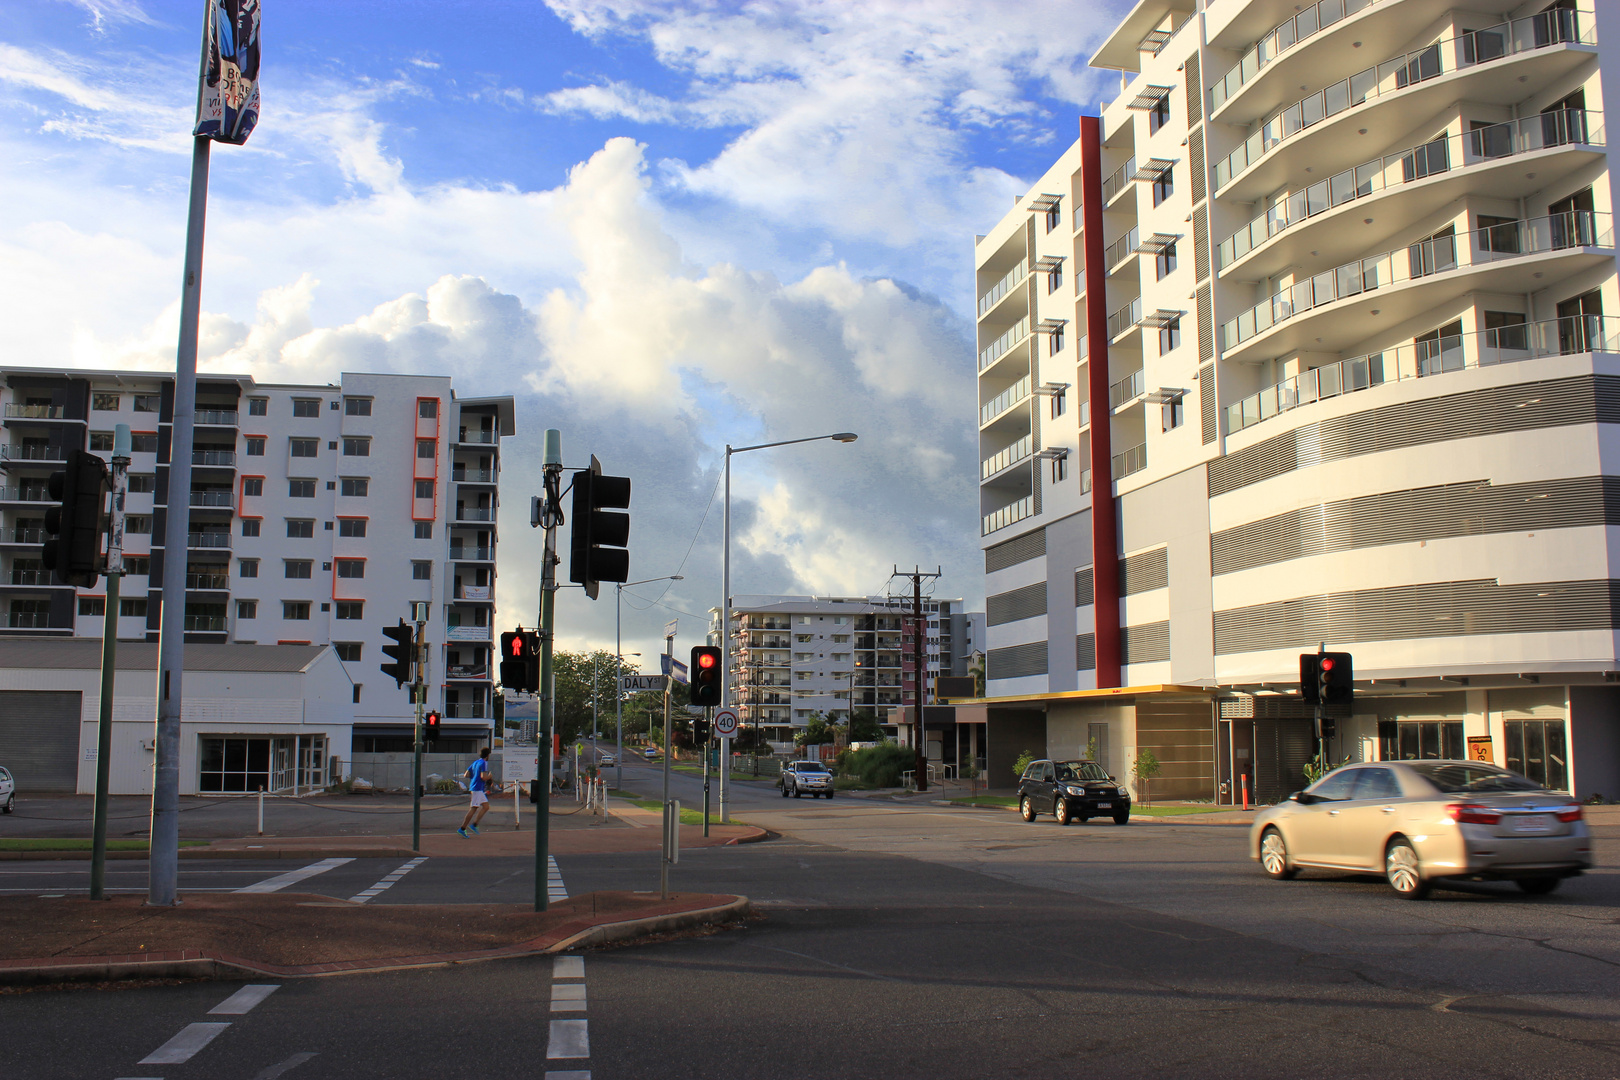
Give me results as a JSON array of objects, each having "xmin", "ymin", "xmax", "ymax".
[
  {"xmin": 1051, "ymin": 455, "xmax": 1068, "ymax": 483},
  {"xmin": 1155, "ymin": 241, "xmax": 1177, "ymax": 280},
  {"xmin": 93, "ymin": 393, "xmax": 120, "ymax": 411},
  {"xmin": 412, "ymin": 560, "xmax": 432, "ymax": 580},
  {"xmin": 1049, "ymin": 325, "xmax": 1065, "ymax": 355},
  {"xmin": 336, "ymin": 559, "xmax": 365, "ymax": 579},
  {"xmin": 352, "ymin": 685, "xmax": 362, "ymax": 703},
  {"xmin": 1051, "ymin": 389, "xmax": 1067, "ymax": 418},
  {"xmin": 335, "ymin": 641, "xmax": 362, "ymax": 662},
  {"xmin": 340, "ymin": 476, "xmax": 369, "ymax": 497},
  {"xmin": 1484, "ymin": 310, "xmax": 1529, "ymax": 350},
  {"xmin": 242, "ymin": 477, "xmax": 263, "ymax": 497},
  {"xmin": 125, "ymin": 515, "xmax": 151, "ymax": 535},
  {"xmin": 90, "ymin": 431, "xmax": 114, "ymax": 451},
  {"xmin": 419, "ymin": 399, "xmax": 438, "ymax": 418},
  {"xmin": 343, "ymin": 438, "xmax": 370, "ymax": 457},
  {"xmin": 288, "ymin": 479, "xmax": 315, "ymax": 498},
  {"xmin": 289, "ymin": 437, "xmax": 318, "ymax": 458},
  {"xmin": 1158, "ymin": 317, "xmax": 1181, "ymax": 355},
  {"xmin": 1045, "ymin": 202, "xmax": 1061, "ymax": 232},
  {"xmin": 414, "ymin": 521, "xmax": 433, "ymax": 540},
  {"xmin": 1047, "ymin": 263, "xmax": 1062, "ymax": 292},
  {"xmin": 133, "ymin": 394, "xmax": 160, "ymax": 413},
  {"xmin": 241, "ymin": 519, "xmax": 261, "ymax": 537},
  {"xmin": 128, "ymin": 474, "xmax": 155, "ymax": 493},
  {"xmin": 1148, "ymin": 93, "xmax": 1170, "ymax": 133},
  {"xmin": 130, "ymin": 433, "xmax": 158, "ymax": 453},
  {"xmin": 338, "ymin": 518, "xmax": 367, "ymax": 538},
  {"xmin": 1163, "ymin": 396, "xmax": 1184, "ymax": 431},
  {"xmin": 239, "ymin": 558, "xmax": 258, "ymax": 578},
  {"xmin": 414, "ymin": 480, "xmax": 434, "ymax": 499},
  {"xmin": 283, "ymin": 601, "xmax": 311, "ymax": 620},
  {"xmin": 284, "ymin": 560, "xmax": 312, "ymax": 579},
  {"xmin": 247, "ymin": 397, "xmax": 267, "ymax": 416},
  {"xmin": 245, "ymin": 437, "xmax": 265, "ymax": 456},
  {"xmin": 335, "ymin": 600, "xmax": 364, "ymax": 619},
  {"xmin": 343, "ymin": 397, "xmax": 372, "ymax": 416},
  {"xmin": 417, "ymin": 439, "xmax": 435, "ymax": 459},
  {"xmin": 124, "ymin": 556, "xmax": 150, "ymax": 576},
  {"xmin": 120, "ymin": 598, "xmax": 147, "ymax": 617},
  {"xmin": 1152, "ymin": 166, "xmax": 1174, "ymax": 206},
  {"xmin": 237, "ymin": 600, "xmax": 257, "ymax": 619},
  {"xmin": 286, "ymin": 519, "xmax": 314, "ymax": 539},
  {"xmin": 292, "ymin": 398, "xmax": 321, "ymax": 418},
  {"xmin": 79, "ymin": 597, "xmax": 105, "ymax": 617}
]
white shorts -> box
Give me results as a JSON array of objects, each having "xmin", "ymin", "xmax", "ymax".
[{"xmin": 469, "ymin": 790, "xmax": 488, "ymax": 807}]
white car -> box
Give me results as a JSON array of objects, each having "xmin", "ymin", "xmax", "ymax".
[
  {"xmin": 599, "ymin": 754, "xmax": 616, "ymax": 766},
  {"xmin": 0, "ymin": 766, "xmax": 13, "ymax": 813}
]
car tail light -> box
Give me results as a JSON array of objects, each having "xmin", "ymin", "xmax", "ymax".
[
  {"xmin": 1446, "ymin": 803, "xmax": 1501, "ymax": 825},
  {"xmin": 1556, "ymin": 805, "xmax": 1584, "ymax": 823}
]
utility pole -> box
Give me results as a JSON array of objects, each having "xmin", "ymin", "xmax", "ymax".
[
  {"xmin": 90, "ymin": 425, "xmax": 130, "ymax": 901},
  {"xmin": 660, "ymin": 627, "xmax": 675, "ymax": 899},
  {"xmin": 535, "ymin": 429, "xmax": 564, "ymax": 912},
  {"xmin": 411, "ymin": 605, "xmax": 428, "ymax": 852},
  {"xmin": 892, "ymin": 566, "xmax": 942, "ymax": 793}
]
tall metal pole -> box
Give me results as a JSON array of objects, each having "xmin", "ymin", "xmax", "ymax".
[
  {"xmin": 90, "ymin": 426, "xmax": 130, "ymax": 901},
  {"xmin": 411, "ymin": 619, "xmax": 425, "ymax": 852},
  {"xmin": 615, "ymin": 584, "xmax": 623, "ymax": 791},
  {"xmin": 535, "ymin": 429, "xmax": 563, "ymax": 912},
  {"xmin": 660, "ymin": 629, "xmax": 674, "ymax": 899},
  {"xmin": 913, "ymin": 571, "xmax": 927, "ymax": 792},
  {"xmin": 720, "ymin": 447, "xmax": 731, "ymax": 824}
]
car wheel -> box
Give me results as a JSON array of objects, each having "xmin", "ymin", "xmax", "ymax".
[
  {"xmin": 1019, "ymin": 795, "xmax": 1036, "ymax": 822},
  {"xmin": 1516, "ymin": 877, "xmax": 1561, "ymax": 896},
  {"xmin": 1259, "ymin": 827, "xmax": 1295, "ymax": 879},
  {"xmin": 793, "ymin": 785, "xmax": 803, "ymax": 798},
  {"xmin": 1112, "ymin": 810, "xmax": 1130, "ymax": 825},
  {"xmin": 781, "ymin": 783, "xmax": 789, "ymax": 798},
  {"xmin": 1055, "ymin": 800, "xmax": 1072, "ymax": 826},
  {"xmin": 825, "ymin": 790, "xmax": 834, "ymax": 799},
  {"xmin": 1385, "ymin": 838, "xmax": 1430, "ymax": 899}
]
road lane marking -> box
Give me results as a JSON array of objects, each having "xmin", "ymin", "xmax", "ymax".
[
  {"xmin": 235, "ymin": 858, "xmax": 354, "ymax": 894},
  {"xmin": 547, "ymin": 1019, "xmax": 589, "ymax": 1059},
  {"xmin": 548, "ymin": 855, "xmax": 567, "ymax": 902},
  {"xmin": 545, "ymin": 1072, "xmax": 591, "ymax": 1080},
  {"xmin": 348, "ymin": 856, "xmax": 427, "ymax": 903},
  {"xmin": 551, "ymin": 983, "xmax": 587, "ymax": 1011},
  {"xmin": 250, "ymin": 1051, "xmax": 318, "ymax": 1079},
  {"xmin": 138, "ymin": 1022, "xmax": 231, "ymax": 1064},
  {"xmin": 553, "ymin": 955, "xmax": 584, "ymax": 979},
  {"xmin": 209, "ymin": 983, "xmax": 281, "ymax": 1015}
]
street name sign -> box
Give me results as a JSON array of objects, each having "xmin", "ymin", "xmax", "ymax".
[
  {"xmin": 661, "ymin": 655, "xmax": 689, "ymax": 684},
  {"xmin": 620, "ymin": 674, "xmax": 667, "ymax": 693}
]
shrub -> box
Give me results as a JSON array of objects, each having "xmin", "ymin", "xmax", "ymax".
[
  {"xmin": 433, "ymin": 779, "xmax": 460, "ymax": 794},
  {"xmin": 1012, "ymin": 750, "xmax": 1036, "ymax": 780},
  {"xmin": 842, "ymin": 743, "xmax": 915, "ymax": 788}
]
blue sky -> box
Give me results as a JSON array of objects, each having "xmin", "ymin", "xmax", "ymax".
[{"xmin": 0, "ymin": 0, "xmax": 1126, "ymax": 659}]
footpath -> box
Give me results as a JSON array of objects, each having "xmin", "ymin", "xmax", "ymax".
[{"xmin": 0, "ymin": 795, "xmax": 760, "ymax": 987}]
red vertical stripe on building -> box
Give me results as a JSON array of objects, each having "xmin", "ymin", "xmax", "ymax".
[{"xmin": 1079, "ymin": 115, "xmax": 1121, "ymax": 688}]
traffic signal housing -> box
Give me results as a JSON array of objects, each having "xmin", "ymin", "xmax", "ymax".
[
  {"xmin": 569, "ymin": 457, "xmax": 631, "ymax": 600},
  {"xmin": 690, "ymin": 646, "xmax": 722, "ymax": 707},
  {"xmin": 42, "ymin": 449, "xmax": 109, "ymax": 589},
  {"xmin": 1300, "ymin": 651, "xmax": 1354, "ymax": 706},
  {"xmin": 692, "ymin": 716, "xmax": 711, "ymax": 744},
  {"xmin": 380, "ymin": 619, "xmax": 416, "ymax": 687},
  {"xmin": 424, "ymin": 710, "xmax": 441, "ymax": 742}
]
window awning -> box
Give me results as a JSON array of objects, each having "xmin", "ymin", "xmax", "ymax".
[
  {"xmin": 1132, "ymin": 157, "xmax": 1177, "ymax": 181},
  {"xmin": 1135, "ymin": 232, "xmax": 1180, "ymax": 253},
  {"xmin": 1028, "ymin": 192, "xmax": 1064, "ymax": 212},
  {"xmin": 1145, "ymin": 386, "xmax": 1189, "ymax": 403},
  {"xmin": 1034, "ymin": 255, "xmax": 1066, "ymax": 271},
  {"xmin": 1139, "ymin": 308, "xmax": 1184, "ymax": 328},
  {"xmin": 1037, "ymin": 318, "xmax": 1069, "ymax": 333},
  {"xmin": 1127, "ymin": 85, "xmax": 1174, "ymax": 110}
]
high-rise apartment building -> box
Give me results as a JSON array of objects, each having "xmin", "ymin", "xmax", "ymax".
[
  {"xmin": 973, "ymin": 0, "xmax": 1619, "ymax": 800},
  {"xmin": 712, "ymin": 595, "xmax": 978, "ymax": 744},
  {"xmin": 0, "ymin": 368, "xmax": 513, "ymax": 750}
]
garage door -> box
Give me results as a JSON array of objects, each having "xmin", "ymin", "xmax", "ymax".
[{"xmin": 0, "ymin": 690, "xmax": 82, "ymax": 792}]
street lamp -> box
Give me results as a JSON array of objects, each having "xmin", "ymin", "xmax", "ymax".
[
  {"xmin": 722, "ymin": 432, "xmax": 857, "ymax": 822},
  {"xmin": 616, "ymin": 574, "xmax": 682, "ymax": 789}
]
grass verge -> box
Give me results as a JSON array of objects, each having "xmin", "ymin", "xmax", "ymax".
[
  {"xmin": 947, "ymin": 795, "xmax": 1019, "ymax": 808},
  {"xmin": 0, "ymin": 838, "xmax": 210, "ymax": 852},
  {"xmin": 1128, "ymin": 804, "xmax": 1233, "ymax": 816},
  {"xmin": 622, "ymin": 798, "xmax": 731, "ymax": 827}
]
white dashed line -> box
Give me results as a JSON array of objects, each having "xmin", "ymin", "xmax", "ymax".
[
  {"xmin": 548, "ymin": 855, "xmax": 567, "ymax": 902},
  {"xmin": 547, "ymin": 1019, "xmax": 590, "ymax": 1059},
  {"xmin": 235, "ymin": 858, "xmax": 353, "ymax": 894},
  {"xmin": 551, "ymin": 982, "xmax": 587, "ymax": 1012},
  {"xmin": 548, "ymin": 952, "xmax": 588, "ymax": 1067},
  {"xmin": 553, "ymin": 955, "xmax": 584, "ymax": 979},
  {"xmin": 138, "ymin": 1022, "xmax": 231, "ymax": 1064},
  {"xmin": 348, "ymin": 856, "xmax": 427, "ymax": 903},
  {"xmin": 545, "ymin": 1072, "xmax": 592, "ymax": 1080},
  {"xmin": 209, "ymin": 983, "xmax": 281, "ymax": 1015}
]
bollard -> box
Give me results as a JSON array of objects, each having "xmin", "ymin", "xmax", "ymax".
[
  {"xmin": 257, "ymin": 785, "xmax": 264, "ymax": 835},
  {"xmin": 1241, "ymin": 773, "xmax": 1250, "ymax": 812}
]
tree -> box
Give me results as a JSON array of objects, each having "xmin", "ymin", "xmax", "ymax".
[
  {"xmin": 793, "ymin": 711, "xmax": 836, "ymax": 748},
  {"xmin": 848, "ymin": 709, "xmax": 885, "ymax": 743},
  {"xmin": 968, "ymin": 654, "xmax": 986, "ymax": 698},
  {"xmin": 1012, "ymin": 749, "xmax": 1036, "ymax": 781},
  {"xmin": 1131, "ymin": 748, "xmax": 1162, "ymax": 807},
  {"xmin": 551, "ymin": 650, "xmax": 643, "ymax": 745}
]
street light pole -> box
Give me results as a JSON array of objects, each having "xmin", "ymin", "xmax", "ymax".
[
  {"xmin": 615, "ymin": 574, "xmax": 681, "ymax": 790},
  {"xmin": 721, "ymin": 432, "xmax": 856, "ymax": 823}
]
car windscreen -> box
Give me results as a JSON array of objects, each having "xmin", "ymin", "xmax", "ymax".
[
  {"xmin": 1055, "ymin": 761, "xmax": 1109, "ymax": 781},
  {"xmin": 1407, "ymin": 762, "xmax": 1544, "ymax": 794},
  {"xmin": 794, "ymin": 763, "xmax": 829, "ymax": 773}
]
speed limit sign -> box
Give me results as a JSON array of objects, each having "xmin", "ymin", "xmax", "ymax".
[{"xmin": 713, "ymin": 708, "xmax": 740, "ymax": 738}]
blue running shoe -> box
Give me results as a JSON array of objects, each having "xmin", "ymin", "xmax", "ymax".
[
  {"xmin": 457, "ymin": 827, "xmax": 470, "ymax": 838},
  {"xmin": 470, "ymin": 824, "xmax": 480, "ymax": 835}
]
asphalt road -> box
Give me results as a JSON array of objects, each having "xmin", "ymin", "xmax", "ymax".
[{"xmin": 4, "ymin": 763, "xmax": 1618, "ymax": 1079}]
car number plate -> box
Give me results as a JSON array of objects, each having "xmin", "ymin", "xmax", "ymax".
[
  {"xmin": 1095, "ymin": 802, "xmax": 1111, "ymax": 809},
  {"xmin": 1513, "ymin": 814, "xmax": 1553, "ymax": 833}
]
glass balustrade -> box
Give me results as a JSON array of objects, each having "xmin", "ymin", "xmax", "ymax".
[
  {"xmin": 980, "ymin": 375, "xmax": 1032, "ymax": 425},
  {"xmin": 1105, "ymin": 227, "xmax": 1140, "ymax": 272},
  {"xmin": 1111, "ymin": 444, "xmax": 1147, "ymax": 480},
  {"xmin": 1101, "ymin": 158, "xmax": 1135, "ymax": 203},
  {"xmin": 978, "ymin": 316, "xmax": 1030, "ymax": 371},
  {"xmin": 1212, "ymin": 0, "xmax": 1381, "ymax": 114},
  {"xmin": 982, "ymin": 496, "xmax": 1033, "ymax": 536},
  {"xmin": 1107, "ymin": 297, "xmax": 1142, "ymax": 340},
  {"xmin": 980, "ymin": 434, "xmax": 1033, "ymax": 479},
  {"xmin": 1109, "ymin": 369, "xmax": 1147, "ymax": 408},
  {"xmin": 977, "ymin": 262, "xmax": 1026, "ymax": 318}
]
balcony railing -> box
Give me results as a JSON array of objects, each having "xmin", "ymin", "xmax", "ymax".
[
  {"xmin": 445, "ymin": 704, "xmax": 486, "ymax": 718},
  {"xmin": 980, "ymin": 375, "xmax": 1031, "ymax": 425},
  {"xmin": 1213, "ymin": 10, "xmax": 1594, "ymax": 191},
  {"xmin": 187, "ymin": 532, "xmax": 231, "ymax": 549},
  {"xmin": 981, "ymin": 434, "xmax": 1032, "ymax": 479},
  {"xmin": 1211, "ymin": 0, "xmax": 1383, "ymax": 114},
  {"xmin": 450, "ymin": 546, "xmax": 494, "ymax": 561},
  {"xmin": 447, "ymin": 665, "xmax": 490, "ymax": 680},
  {"xmin": 3, "ymin": 404, "xmax": 65, "ymax": 419},
  {"xmin": 189, "ymin": 490, "xmax": 233, "ymax": 507},
  {"xmin": 1104, "ymin": 227, "xmax": 1139, "ymax": 272},
  {"xmin": 457, "ymin": 430, "xmax": 496, "ymax": 444},
  {"xmin": 185, "ymin": 574, "xmax": 230, "ymax": 590},
  {"xmin": 1225, "ymin": 315, "xmax": 1620, "ymax": 436},
  {"xmin": 9, "ymin": 569, "xmax": 50, "ymax": 585},
  {"xmin": 1108, "ymin": 368, "xmax": 1146, "ymax": 408},
  {"xmin": 1221, "ymin": 212, "xmax": 1612, "ymax": 352},
  {"xmin": 194, "ymin": 409, "xmax": 238, "ymax": 425},
  {"xmin": 183, "ymin": 616, "xmax": 227, "ymax": 632},
  {"xmin": 977, "ymin": 262, "xmax": 1026, "ymax": 319},
  {"xmin": 1101, "ymin": 157, "xmax": 1134, "ymax": 203},
  {"xmin": 456, "ymin": 507, "xmax": 493, "ymax": 521},
  {"xmin": 0, "ymin": 487, "xmax": 51, "ymax": 502},
  {"xmin": 1112, "ymin": 443, "xmax": 1147, "ymax": 480},
  {"xmin": 6, "ymin": 528, "xmax": 43, "ymax": 544},
  {"xmin": 1107, "ymin": 297, "xmax": 1142, "ymax": 340},
  {"xmin": 192, "ymin": 450, "xmax": 235, "ymax": 466},
  {"xmin": 7, "ymin": 612, "xmax": 49, "ymax": 628},
  {"xmin": 1218, "ymin": 112, "xmax": 1603, "ymax": 270},
  {"xmin": 982, "ymin": 495, "xmax": 1033, "ymax": 536},
  {"xmin": 1, "ymin": 444, "xmax": 65, "ymax": 462},
  {"xmin": 452, "ymin": 469, "xmax": 495, "ymax": 483},
  {"xmin": 978, "ymin": 316, "xmax": 1029, "ymax": 372}
]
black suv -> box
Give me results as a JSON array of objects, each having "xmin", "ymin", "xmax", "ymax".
[{"xmin": 1018, "ymin": 759, "xmax": 1130, "ymax": 825}]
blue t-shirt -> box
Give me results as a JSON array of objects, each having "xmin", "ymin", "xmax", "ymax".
[{"xmin": 467, "ymin": 758, "xmax": 490, "ymax": 792}]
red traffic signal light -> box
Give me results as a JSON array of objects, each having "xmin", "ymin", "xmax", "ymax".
[
  {"xmin": 424, "ymin": 710, "xmax": 441, "ymax": 741},
  {"xmin": 1319, "ymin": 657, "xmax": 1336, "ymax": 673},
  {"xmin": 1300, "ymin": 652, "xmax": 1353, "ymax": 706},
  {"xmin": 690, "ymin": 645, "xmax": 722, "ymax": 707},
  {"xmin": 697, "ymin": 651, "xmax": 717, "ymax": 669}
]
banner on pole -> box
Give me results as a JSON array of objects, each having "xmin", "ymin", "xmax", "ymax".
[{"xmin": 194, "ymin": 0, "xmax": 262, "ymax": 145}]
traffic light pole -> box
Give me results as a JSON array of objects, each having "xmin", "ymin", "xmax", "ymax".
[
  {"xmin": 90, "ymin": 427, "xmax": 130, "ymax": 902},
  {"xmin": 535, "ymin": 429, "xmax": 564, "ymax": 912},
  {"xmin": 660, "ymin": 629, "xmax": 673, "ymax": 900},
  {"xmin": 412, "ymin": 620, "xmax": 426, "ymax": 853},
  {"xmin": 702, "ymin": 706, "xmax": 712, "ymax": 838}
]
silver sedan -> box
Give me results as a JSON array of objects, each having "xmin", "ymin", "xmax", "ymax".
[{"xmin": 1250, "ymin": 760, "xmax": 1592, "ymax": 899}]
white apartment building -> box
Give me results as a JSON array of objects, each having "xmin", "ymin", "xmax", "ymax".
[
  {"xmin": 711, "ymin": 595, "xmax": 978, "ymax": 744},
  {"xmin": 0, "ymin": 367, "xmax": 513, "ymax": 754},
  {"xmin": 972, "ymin": 0, "xmax": 1620, "ymax": 801}
]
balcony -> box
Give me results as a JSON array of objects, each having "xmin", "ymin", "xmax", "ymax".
[
  {"xmin": 183, "ymin": 615, "xmax": 227, "ymax": 632},
  {"xmin": 1218, "ymin": 112, "xmax": 1604, "ymax": 274},
  {"xmin": 982, "ymin": 495, "xmax": 1033, "ymax": 536},
  {"xmin": 452, "ymin": 469, "xmax": 495, "ymax": 483},
  {"xmin": 1213, "ymin": 12, "xmax": 1596, "ymax": 196},
  {"xmin": 1109, "ymin": 369, "xmax": 1146, "ymax": 409},
  {"xmin": 1211, "ymin": 0, "xmax": 1385, "ymax": 115},
  {"xmin": 185, "ymin": 573, "xmax": 230, "ymax": 590},
  {"xmin": 5, "ymin": 528, "xmax": 43, "ymax": 544},
  {"xmin": 445, "ymin": 704, "xmax": 487, "ymax": 718},
  {"xmin": 1, "ymin": 444, "xmax": 66, "ymax": 464},
  {"xmin": 194, "ymin": 409, "xmax": 238, "ymax": 426},
  {"xmin": 450, "ymin": 545, "xmax": 494, "ymax": 561},
  {"xmin": 979, "ymin": 316, "xmax": 1030, "ymax": 372},
  {"xmin": 0, "ymin": 487, "xmax": 51, "ymax": 502},
  {"xmin": 454, "ymin": 584, "xmax": 493, "ymax": 601},
  {"xmin": 1101, "ymin": 157, "xmax": 1134, "ymax": 204},
  {"xmin": 447, "ymin": 665, "xmax": 490, "ymax": 680},
  {"xmin": 7, "ymin": 612, "xmax": 50, "ymax": 628},
  {"xmin": 1225, "ymin": 315, "xmax": 1620, "ymax": 436},
  {"xmin": 981, "ymin": 434, "xmax": 1032, "ymax": 480},
  {"xmin": 1107, "ymin": 297, "xmax": 1142, "ymax": 341},
  {"xmin": 189, "ymin": 490, "xmax": 233, "ymax": 507},
  {"xmin": 456, "ymin": 507, "xmax": 493, "ymax": 522},
  {"xmin": 186, "ymin": 532, "xmax": 231, "ymax": 549},
  {"xmin": 192, "ymin": 450, "xmax": 235, "ymax": 467},
  {"xmin": 446, "ymin": 623, "xmax": 492, "ymax": 641},
  {"xmin": 1104, "ymin": 227, "xmax": 1139, "ymax": 274},
  {"xmin": 3, "ymin": 405, "xmax": 66, "ymax": 420},
  {"xmin": 1222, "ymin": 211, "xmax": 1612, "ymax": 357},
  {"xmin": 980, "ymin": 375, "xmax": 1031, "ymax": 426},
  {"xmin": 1112, "ymin": 443, "xmax": 1147, "ymax": 480},
  {"xmin": 8, "ymin": 569, "xmax": 51, "ymax": 586},
  {"xmin": 456, "ymin": 430, "xmax": 496, "ymax": 445},
  {"xmin": 977, "ymin": 262, "xmax": 1026, "ymax": 319}
]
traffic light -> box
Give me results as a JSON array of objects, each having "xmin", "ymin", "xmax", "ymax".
[
  {"xmin": 1300, "ymin": 651, "xmax": 1354, "ymax": 706},
  {"xmin": 690, "ymin": 646, "xmax": 721, "ymax": 707},
  {"xmin": 569, "ymin": 456, "xmax": 631, "ymax": 600},
  {"xmin": 692, "ymin": 716, "xmax": 711, "ymax": 743},
  {"xmin": 500, "ymin": 630, "xmax": 527, "ymax": 691},
  {"xmin": 381, "ymin": 619, "xmax": 416, "ymax": 688},
  {"xmin": 424, "ymin": 710, "xmax": 441, "ymax": 742},
  {"xmin": 42, "ymin": 449, "xmax": 108, "ymax": 589}
]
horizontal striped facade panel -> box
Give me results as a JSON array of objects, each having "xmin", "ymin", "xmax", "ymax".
[
  {"xmin": 985, "ymin": 528, "xmax": 1046, "ymax": 574},
  {"xmin": 1075, "ymin": 567, "xmax": 1094, "ymax": 608},
  {"xmin": 1209, "ymin": 375, "xmax": 1620, "ymax": 497},
  {"xmin": 988, "ymin": 640, "xmax": 1049, "ymax": 680},
  {"xmin": 1215, "ymin": 578, "xmax": 1620, "ymax": 655},
  {"xmin": 987, "ymin": 582, "xmax": 1047, "ymax": 627},
  {"xmin": 1212, "ymin": 476, "xmax": 1620, "ymax": 576},
  {"xmin": 1076, "ymin": 633, "xmax": 1096, "ymax": 671},
  {"xmin": 1121, "ymin": 621, "xmax": 1170, "ymax": 665},
  {"xmin": 1120, "ymin": 547, "xmax": 1168, "ymax": 596}
]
